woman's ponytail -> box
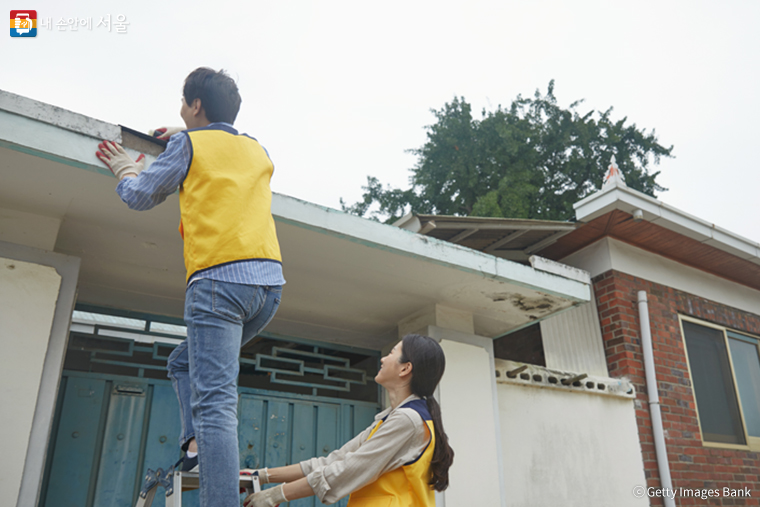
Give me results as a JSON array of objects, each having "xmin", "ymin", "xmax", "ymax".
[
  {"xmin": 400, "ymin": 334, "xmax": 455, "ymax": 492},
  {"xmin": 424, "ymin": 395, "xmax": 454, "ymax": 491}
]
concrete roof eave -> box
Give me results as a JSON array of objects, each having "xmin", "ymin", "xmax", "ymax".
[
  {"xmin": 274, "ymin": 195, "xmax": 590, "ymax": 302},
  {"xmin": 0, "ymin": 90, "xmax": 592, "ymax": 349}
]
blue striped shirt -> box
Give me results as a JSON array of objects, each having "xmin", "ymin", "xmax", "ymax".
[{"xmin": 115, "ymin": 123, "xmax": 285, "ymax": 287}]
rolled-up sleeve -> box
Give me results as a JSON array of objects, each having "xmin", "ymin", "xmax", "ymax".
[
  {"xmin": 300, "ymin": 426, "xmax": 371, "ymax": 477},
  {"xmin": 305, "ymin": 410, "xmax": 427, "ymax": 505},
  {"xmin": 116, "ymin": 133, "xmax": 191, "ymax": 211}
]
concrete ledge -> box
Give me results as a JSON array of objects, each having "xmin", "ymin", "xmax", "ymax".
[
  {"xmin": 495, "ymin": 359, "xmax": 635, "ymax": 399},
  {"xmin": 0, "ymin": 89, "xmax": 119, "ymax": 140},
  {"xmin": 272, "ymin": 193, "xmax": 591, "ymax": 304}
]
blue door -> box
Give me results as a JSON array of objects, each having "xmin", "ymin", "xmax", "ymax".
[
  {"xmin": 41, "ymin": 373, "xmax": 378, "ymax": 507},
  {"xmin": 238, "ymin": 394, "xmax": 378, "ymax": 507}
]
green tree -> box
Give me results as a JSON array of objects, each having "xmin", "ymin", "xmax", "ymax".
[{"xmin": 341, "ymin": 81, "xmax": 673, "ymax": 223}]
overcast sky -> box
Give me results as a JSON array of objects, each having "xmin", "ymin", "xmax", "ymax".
[{"xmin": 4, "ymin": 0, "xmax": 760, "ymax": 242}]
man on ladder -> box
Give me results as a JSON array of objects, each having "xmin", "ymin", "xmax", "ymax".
[{"xmin": 96, "ymin": 67, "xmax": 285, "ymax": 507}]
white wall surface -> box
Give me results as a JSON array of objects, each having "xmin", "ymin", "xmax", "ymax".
[
  {"xmin": 0, "ymin": 257, "xmax": 61, "ymax": 506},
  {"xmin": 0, "ymin": 208, "xmax": 61, "ymax": 251},
  {"xmin": 562, "ymin": 237, "xmax": 760, "ymax": 315},
  {"xmin": 498, "ymin": 382, "xmax": 648, "ymax": 506},
  {"xmin": 437, "ymin": 337, "xmax": 503, "ymax": 506}
]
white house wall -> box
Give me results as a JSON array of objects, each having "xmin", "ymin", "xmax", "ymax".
[
  {"xmin": 0, "ymin": 208, "xmax": 61, "ymax": 251},
  {"xmin": 0, "ymin": 242, "xmax": 80, "ymax": 507},
  {"xmin": 498, "ymin": 381, "xmax": 647, "ymax": 507},
  {"xmin": 430, "ymin": 326, "xmax": 505, "ymax": 507},
  {"xmin": 0, "ymin": 257, "xmax": 61, "ymax": 506},
  {"xmin": 561, "ymin": 237, "xmax": 760, "ymax": 315}
]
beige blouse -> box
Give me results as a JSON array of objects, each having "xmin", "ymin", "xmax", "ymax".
[{"xmin": 299, "ymin": 394, "xmax": 431, "ymax": 504}]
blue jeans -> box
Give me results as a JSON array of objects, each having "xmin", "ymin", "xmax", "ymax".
[{"xmin": 167, "ymin": 279, "xmax": 281, "ymax": 507}]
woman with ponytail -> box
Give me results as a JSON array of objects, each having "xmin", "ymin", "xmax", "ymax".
[{"xmin": 242, "ymin": 333, "xmax": 455, "ymax": 507}]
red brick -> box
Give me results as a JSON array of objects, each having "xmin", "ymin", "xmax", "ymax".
[{"xmin": 592, "ymin": 269, "xmax": 760, "ymax": 504}]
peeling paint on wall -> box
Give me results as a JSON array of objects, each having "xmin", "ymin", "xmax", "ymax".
[{"xmin": 484, "ymin": 292, "xmax": 561, "ymax": 318}]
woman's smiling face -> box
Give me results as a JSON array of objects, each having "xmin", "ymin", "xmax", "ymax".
[{"xmin": 375, "ymin": 341, "xmax": 408, "ymax": 387}]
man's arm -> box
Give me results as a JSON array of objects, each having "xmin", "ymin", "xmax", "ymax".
[{"xmin": 115, "ymin": 133, "xmax": 191, "ymax": 211}]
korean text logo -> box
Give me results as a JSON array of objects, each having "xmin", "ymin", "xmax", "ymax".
[{"xmin": 10, "ymin": 10, "xmax": 37, "ymax": 37}]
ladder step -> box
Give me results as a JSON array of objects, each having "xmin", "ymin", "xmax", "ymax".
[{"xmin": 135, "ymin": 470, "xmax": 261, "ymax": 507}]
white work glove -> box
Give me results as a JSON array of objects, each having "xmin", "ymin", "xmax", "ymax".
[
  {"xmin": 148, "ymin": 126, "xmax": 185, "ymax": 140},
  {"xmin": 240, "ymin": 468, "xmax": 270, "ymax": 484},
  {"xmin": 243, "ymin": 484, "xmax": 287, "ymax": 507},
  {"xmin": 96, "ymin": 140, "xmax": 146, "ymax": 180}
]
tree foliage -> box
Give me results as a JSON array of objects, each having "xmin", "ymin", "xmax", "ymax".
[{"xmin": 342, "ymin": 81, "xmax": 673, "ymax": 223}]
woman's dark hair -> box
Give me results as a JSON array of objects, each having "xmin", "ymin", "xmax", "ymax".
[
  {"xmin": 183, "ymin": 67, "xmax": 242, "ymax": 124},
  {"xmin": 400, "ymin": 333, "xmax": 455, "ymax": 491}
]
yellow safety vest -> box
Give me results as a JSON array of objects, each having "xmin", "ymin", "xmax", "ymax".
[
  {"xmin": 347, "ymin": 399, "xmax": 436, "ymax": 507},
  {"xmin": 178, "ymin": 126, "xmax": 282, "ymax": 282}
]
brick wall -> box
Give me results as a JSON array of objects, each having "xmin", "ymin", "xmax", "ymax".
[{"xmin": 594, "ymin": 270, "xmax": 760, "ymax": 506}]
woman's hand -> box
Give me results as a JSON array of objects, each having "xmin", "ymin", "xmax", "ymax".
[
  {"xmin": 262, "ymin": 463, "xmax": 306, "ymax": 483},
  {"xmin": 243, "ymin": 484, "xmax": 287, "ymax": 507},
  {"xmin": 240, "ymin": 468, "xmax": 270, "ymax": 484}
]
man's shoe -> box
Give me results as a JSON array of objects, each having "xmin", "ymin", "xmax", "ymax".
[{"xmin": 176, "ymin": 453, "xmax": 199, "ymax": 473}]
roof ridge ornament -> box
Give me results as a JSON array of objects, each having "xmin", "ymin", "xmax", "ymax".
[{"xmin": 602, "ymin": 155, "xmax": 627, "ymax": 190}]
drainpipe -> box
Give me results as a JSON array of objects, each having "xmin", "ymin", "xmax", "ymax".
[{"xmin": 638, "ymin": 290, "xmax": 676, "ymax": 507}]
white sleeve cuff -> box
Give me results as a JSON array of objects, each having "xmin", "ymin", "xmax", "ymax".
[{"xmin": 306, "ymin": 468, "xmax": 334, "ymax": 504}]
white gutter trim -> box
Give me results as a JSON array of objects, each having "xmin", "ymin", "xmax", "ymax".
[
  {"xmin": 574, "ymin": 184, "xmax": 760, "ymax": 263},
  {"xmin": 529, "ymin": 255, "xmax": 591, "ymax": 285},
  {"xmin": 0, "ymin": 89, "xmax": 120, "ymax": 141},
  {"xmin": 273, "ymin": 194, "xmax": 592, "ymax": 303},
  {"xmin": 392, "ymin": 211, "xmax": 420, "ymax": 232},
  {"xmin": 638, "ymin": 290, "xmax": 676, "ymax": 507},
  {"xmin": 0, "ymin": 109, "xmax": 152, "ymax": 179}
]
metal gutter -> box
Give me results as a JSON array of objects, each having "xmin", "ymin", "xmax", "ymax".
[{"xmin": 638, "ymin": 290, "xmax": 676, "ymax": 507}]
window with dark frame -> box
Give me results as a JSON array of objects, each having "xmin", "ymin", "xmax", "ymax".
[
  {"xmin": 727, "ymin": 331, "xmax": 760, "ymax": 438},
  {"xmin": 492, "ymin": 322, "xmax": 546, "ymax": 366},
  {"xmin": 681, "ymin": 319, "xmax": 760, "ymax": 447}
]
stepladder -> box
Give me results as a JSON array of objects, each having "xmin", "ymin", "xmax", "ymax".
[{"xmin": 135, "ymin": 467, "xmax": 261, "ymax": 507}]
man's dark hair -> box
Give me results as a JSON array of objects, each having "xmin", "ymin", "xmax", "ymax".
[{"xmin": 183, "ymin": 67, "xmax": 242, "ymax": 124}]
